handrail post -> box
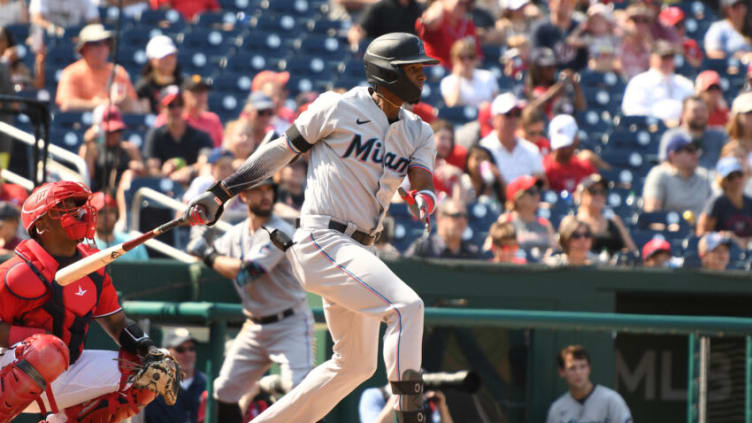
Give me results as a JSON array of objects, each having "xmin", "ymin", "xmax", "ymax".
[
  {"xmin": 746, "ymin": 336, "xmax": 752, "ymax": 423},
  {"xmin": 204, "ymin": 318, "xmax": 226, "ymax": 423},
  {"xmin": 687, "ymin": 332, "xmax": 699, "ymax": 423}
]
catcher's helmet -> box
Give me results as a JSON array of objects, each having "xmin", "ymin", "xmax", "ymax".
[
  {"xmin": 22, "ymin": 181, "xmax": 96, "ymax": 241},
  {"xmin": 364, "ymin": 33, "xmax": 439, "ymax": 105}
]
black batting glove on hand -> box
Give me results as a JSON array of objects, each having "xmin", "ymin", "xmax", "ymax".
[
  {"xmin": 184, "ymin": 181, "xmax": 231, "ymax": 226},
  {"xmin": 186, "ymin": 236, "xmax": 219, "ymax": 267}
]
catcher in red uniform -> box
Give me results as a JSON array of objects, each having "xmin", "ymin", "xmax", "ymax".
[{"xmin": 0, "ymin": 181, "xmax": 180, "ymax": 423}]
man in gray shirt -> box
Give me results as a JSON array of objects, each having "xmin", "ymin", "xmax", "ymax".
[
  {"xmin": 658, "ymin": 96, "xmax": 727, "ymax": 171},
  {"xmin": 546, "ymin": 345, "xmax": 632, "ymax": 423},
  {"xmin": 643, "ymin": 131, "xmax": 712, "ymax": 217}
]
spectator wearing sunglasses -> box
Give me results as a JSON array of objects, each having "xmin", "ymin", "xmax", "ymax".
[
  {"xmin": 571, "ymin": 175, "xmax": 637, "ymax": 259},
  {"xmin": 480, "ymin": 93, "xmax": 546, "ymax": 184},
  {"xmin": 153, "ymin": 75, "xmax": 224, "ymax": 147},
  {"xmin": 643, "ymin": 131, "xmax": 712, "ymax": 217},
  {"xmin": 495, "ymin": 175, "xmax": 555, "ymax": 255},
  {"xmin": 697, "ymin": 157, "xmax": 752, "ymax": 248},
  {"xmin": 658, "ymin": 6, "xmax": 703, "ymax": 69},
  {"xmin": 488, "ymin": 221, "xmax": 526, "ymax": 264},
  {"xmin": 405, "ymin": 199, "xmax": 480, "ymax": 259},
  {"xmin": 440, "ymin": 38, "xmax": 499, "ymax": 108},
  {"xmin": 56, "ymin": 24, "xmax": 142, "ymax": 112},
  {"xmin": 543, "ymin": 114, "xmax": 595, "ymax": 193},
  {"xmin": 145, "ymin": 327, "xmax": 206, "ymax": 423},
  {"xmin": 544, "ymin": 218, "xmax": 600, "ymax": 266}
]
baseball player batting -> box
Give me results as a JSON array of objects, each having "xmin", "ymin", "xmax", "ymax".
[
  {"xmin": 184, "ymin": 32, "xmax": 439, "ymax": 423},
  {"xmin": 186, "ymin": 178, "xmax": 314, "ymax": 423},
  {"xmin": 0, "ymin": 181, "xmax": 179, "ymax": 423}
]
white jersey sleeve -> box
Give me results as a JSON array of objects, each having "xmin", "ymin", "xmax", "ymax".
[
  {"xmin": 292, "ymin": 92, "xmax": 343, "ymax": 146},
  {"xmin": 407, "ymin": 121, "xmax": 436, "ymax": 176}
]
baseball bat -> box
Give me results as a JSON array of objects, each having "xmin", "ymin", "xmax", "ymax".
[
  {"xmin": 397, "ymin": 187, "xmax": 431, "ymax": 233},
  {"xmin": 55, "ymin": 216, "xmax": 186, "ymax": 286}
]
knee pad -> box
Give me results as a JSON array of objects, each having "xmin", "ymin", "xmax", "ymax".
[
  {"xmin": 64, "ymin": 387, "xmax": 156, "ymax": 423},
  {"xmin": 0, "ymin": 334, "xmax": 69, "ymax": 423},
  {"xmin": 390, "ymin": 369, "xmax": 425, "ymax": 423}
]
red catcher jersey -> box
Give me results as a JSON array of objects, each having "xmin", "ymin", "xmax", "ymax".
[{"xmin": 0, "ymin": 240, "xmax": 121, "ymax": 354}]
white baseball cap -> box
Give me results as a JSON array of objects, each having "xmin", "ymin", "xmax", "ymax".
[
  {"xmin": 499, "ymin": 0, "xmax": 529, "ymax": 10},
  {"xmin": 146, "ymin": 35, "xmax": 177, "ymax": 60},
  {"xmin": 549, "ymin": 114, "xmax": 578, "ymax": 150},
  {"xmin": 491, "ymin": 92, "xmax": 521, "ymax": 116}
]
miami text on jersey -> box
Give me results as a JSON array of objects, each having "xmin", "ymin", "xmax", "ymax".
[{"xmin": 342, "ymin": 134, "xmax": 409, "ymax": 172}]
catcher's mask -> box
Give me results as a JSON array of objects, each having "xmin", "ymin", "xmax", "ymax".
[{"xmin": 22, "ymin": 182, "xmax": 97, "ymax": 242}]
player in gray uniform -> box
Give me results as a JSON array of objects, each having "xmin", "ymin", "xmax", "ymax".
[
  {"xmin": 547, "ymin": 345, "xmax": 633, "ymax": 423},
  {"xmin": 183, "ymin": 32, "xmax": 440, "ymax": 423},
  {"xmin": 187, "ymin": 179, "xmax": 314, "ymax": 423}
]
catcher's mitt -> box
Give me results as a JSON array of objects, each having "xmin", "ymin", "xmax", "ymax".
[{"xmin": 129, "ymin": 347, "xmax": 182, "ymax": 406}]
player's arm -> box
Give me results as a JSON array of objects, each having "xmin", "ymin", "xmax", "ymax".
[
  {"xmin": 99, "ymin": 310, "xmax": 159, "ymax": 357},
  {"xmin": 186, "ymin": 235, "xmax": 269, "ymax": 284}
]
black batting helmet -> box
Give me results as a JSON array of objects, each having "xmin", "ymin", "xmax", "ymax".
[{"xmin": 364, "ymin": 33, "xmax": 439, "ymax": 105}]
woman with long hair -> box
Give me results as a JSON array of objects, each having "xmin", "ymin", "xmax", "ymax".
[
  {"xmin": 723, "ymin": 92, "xmax": 752, "ymax": 196},
  {"xmin": 544, "ymin": 217, "xmax": 599, "ymax": 266},
  {"xmin": 525, "ymin": 47, "xmax": 586, "ymax": 119},
  {"xmin": 459, "ymin": 145, "xmax": 505, "ymax": 209},
  {"xmin": 134, "ymin": 35, "xmax": 183, "ymax": 113},
  {"xmin": 697, "ymin": 157, "xmax": 752, "ymax": 248}
]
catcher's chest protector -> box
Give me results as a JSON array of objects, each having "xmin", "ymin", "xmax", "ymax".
[
  {"xmin": 4, "ymin": 240, "xmax": 105, "ymax": 364},
  {"xmin": 0, "ymin": 334, "xmax": 70, "ymax": 423}
]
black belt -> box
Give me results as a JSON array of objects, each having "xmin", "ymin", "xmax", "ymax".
[
  {"xmin": 296, "ymin": 218, "xmax": 377, "ymax": 246},
  {"xmin": 249, "ymin": 308, "xmax": 294, "ymax": 325}
]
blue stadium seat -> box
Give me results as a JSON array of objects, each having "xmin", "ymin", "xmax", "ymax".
[
  {"xmin": 636, "ymin": 212, "xmax": 691, "ymax": 238},
  {"xmin": 195, "ymin": 11, "xmax": 238, "ymax": 28},
  {"xmin": 391, "ymin": 215, "xmax": 429, "ymax": 253},
  {"xmin": 612, "ymin": 115, "xmax": 667, "ymax": 133},
  {"xmin": 437, "ymin": 106, "xmax": 478, "ymax": 125},
  {"xmin": 180, "ymin": 28, "xmax": 236, "ymax": 52},
  {"xmin": 218, "ymin": 0, "xmax": 260, "ymax": 11},
  {"xmin": 260, "ymin": 0, "xmax": 312, "ymax": 16},
  {"xmin": 467, "ymin": 201, "xmax": 500, "ymax": 233},
  {"xmin": 124, "ymin": 177, "xmax": 185, "ymax": 246},
  {"xmin": 138, "ymin": 9, "xmax": 186, "ymax": 34},
  {"xmin": 224, "ymin": 51, "xmax": 283, "ymax": 74},
  {"xmin": 305, "ymin": 18, "xmax": 344, "ymax": 36},
  {"xmin": 6, "ymin": 24, "xmax": 30, "ymax": 44},
  {"xmin": 49, "ymin": 127, "xmax": 84, "ymax": 153},
  {"xmin": 212, "ymin": 72, "xmax": 253, "ymax": 93},
  {"xmin": 579, "ymin": 70, "xmax": 624, "ymax": 89},
  {"xmin": 600, "ymin": 148, "xmax": 646, "ymax": 169},
  {"xmin": 425, "ymin": 64, "xmax": 447, "ymax": 84},
  {"xmin": 177, "ymin": 51, "xmax": 215, "ymax": 74},
  {"xmin": 240, "ymin": 31, "xmax": 287, "ymax": 57},
  {"xmin": 279, "ymin": 56, "xmax": 328, "ymax": 78},
  {"xmin": 337, "ymin": 59, "xmax": 365, "ymax": 78},
  {"xmin": 52, "ymin": 111, "xmax": 86, "ymax": 129},
  {"xmin": 208, "ymin": 92, "xmax": 243, "ymax": 121},
  {"xmin": 250, "ymin": 14, "xmax": 299, "ymax": 38},
  {"xmin": 605, "ymin": 129, "xmax": 659, "ymax": 155},
  {"xmin": 293, "ymin": 35, "xmax": 345, "ymax": 60}
]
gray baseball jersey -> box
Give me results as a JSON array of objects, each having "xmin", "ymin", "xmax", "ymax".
[
  {"xmin": 212, "ymin": 215, "xmax": 307, "ymax": 317},
  {"xmin": 293, "ymin": 86, "xmax": 436, "ymax": 233},
  {"xmin": 546, "ymin": 385, "xmax": 633, "ymax": 423}
]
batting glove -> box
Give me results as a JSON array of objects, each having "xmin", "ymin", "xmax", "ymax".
[
  {"xmin": 184, "ymin": 181, "xmax": 231, "ymax": 226},
  {"xmin": 399, "ymin": 188, "xmax": 436, "ymax": 232}
]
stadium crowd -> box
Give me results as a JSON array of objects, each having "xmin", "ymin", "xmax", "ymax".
[{"xmin": 1, "ymin": 0, "xmax": 751, "ymax": 273}]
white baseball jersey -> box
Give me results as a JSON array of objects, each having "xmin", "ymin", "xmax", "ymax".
[
  {"xmin": 546, "ymin": 385, "xmax": 633, "ymax": 423},
  {"xmin": 292, "ymin": 86, "xmax": 436, "ymax": 233},
  {"xmin": 212, "ymin": 215, "xmax": 307, "ymax": 317}
]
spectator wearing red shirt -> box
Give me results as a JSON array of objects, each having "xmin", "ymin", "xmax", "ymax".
[
  {"xmin": 154, "ymin": 75, "xmax": 224, "ymax": 147},
  {"xmin": 658, "ymin": 6, "xmax": 703, "ymax": 68},
  {"xmin": 0, "ymin": 180, "xmax": 28, "ymax": 207},
  {"xmin": 149, "ymin": 0, "xmax": 219, "ymax": 21},
  {"xmin": 543, "ymin": 114, "xmax": 595, "ymax": 193},
  {"xmin": 415, "ymin": 0, "xmax": 482, "ymax": 69},
  {"xmin": 695, "ymin": 70, "xmax": 730, "ymax": 128}
]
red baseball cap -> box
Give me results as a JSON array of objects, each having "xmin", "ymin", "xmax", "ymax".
[
  {"xmin": 251, "ymin": 70, "xmax": 290, "ymax": 92},
  {"xmin": 506, "ymin": 175, "xmax": 542, "ymax": 201},
  {"xmin": 95, "ymin": 104, "xmax": 126, "ymax": 133},
  {"xmin": 90, "ymin": 192, "xmax": 117, "ymax": 211},
  {"xmin": 695, "ymin": 70, "xmax": 721, "ymax": 93},
  {"xmin": 658, "ymin": 6, "xmax": 684, "ymax": 27},
  {"xmin": 642, "ymin": 238, "xmax": 671, "ymax": 260},
  {"xmin": 160, "ymin": 85, "xmax": 182, "ymax": 107}
]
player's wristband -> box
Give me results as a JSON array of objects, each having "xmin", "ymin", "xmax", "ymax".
[
  {"xmin": 8, "ymin": 325, "xmax": 46, "ymax": 346},
  {"xmin": 208, "ymin": 180, "xmax": 232, "ymax": 204},
  {"xmin": 204, "ymin": 250, "xmax": 219, "ymax": 268},
  {"xmin": 120, "ymin": 321, "xmax": 155, "ymax": 357}
]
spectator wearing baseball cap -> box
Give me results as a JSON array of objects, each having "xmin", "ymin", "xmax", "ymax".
[
  {"xmin": 56, "ymin": 23, "xmax": 142, "ymax": 113},
  {"xmin": 494, "ymin": 175, "xmax": 555, "ymax": 254},
  {"xmin": 79, "ymin": 104, "xmax": 144, "ymax": 193},
  {"xmin": 236, "ymin": 91, "xmax": 279, "ymax": 150},
  {"xmin": 91, "ymin": 192, "xmax": 149, "ymax": 261},
  {"xmin": 143, "ymin": 85, "xmax": 214, "ymax": 184},
  {"xmin": 642, "ymin": 130, "xmax": 712, "ymax": 217},
  {"xmin": 697, "ymin": 157, "xmax": 752, "ymax": 247},
  {"xmin": 641, "ymin": 238, "xmax": 672, "ymax": 268},
  {"xmin": 145, "ymin": 327, "xmax": 206, "ymax": 423},
  {"xmin": 135, "ymin": 34, "xmax": 182, "ymax": 114},
  {"xmin": 621, "ymin": 39, "xmax": 694, "ymax": 124},
  {"xmin": 704, "ymin": 0, "xmax": 751, "ymax": 61},
  {"xmin": 153, "ymin": 74, "xmax": 224, "ymax": 147},
  {"xmin": 252, "ymin": 70, "xmax": 296, "ymax": 134},
  {"xmin": 0, "ymin": 201, "xmax": 21, "ymax": 255},
  {"xmin": 480, "ymin": 92, "xmax": 546, "ymax": 185},
  {"xmin": 695, "ymin": 71, "xmax": 729, "ymax": 128},
  {"xmin": 658, "ymin": 6, "xmax": 703, "ymax": 68},
  {"xmin": 698, "ymin": 232, "xmax": 732, "ymax": 271},
  {"xmin": 569, "ymin": 174, "xmax": 637, "ymax": 259},
  {"xmin": 526, "ymin": 47, "xmax": 586, "ymax": 120},
  {"xmin": 618, "ymin": 3, "xmax": 654, "ymax": 80},
  {"xmin": 543, "ymin": 114, "xmax": 596, "ymax": 193}
]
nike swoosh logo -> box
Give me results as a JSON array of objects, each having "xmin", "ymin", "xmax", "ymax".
[{"xmin": 356, "ymin": 118, "xmax": 371, "ymax": 125}]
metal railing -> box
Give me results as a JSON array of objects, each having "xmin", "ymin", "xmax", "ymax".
[
  {"xmin": 121, "ymin": 302, "xmax": 752, "ymax": 423},
  {"xmin": 1, "ymin": 169, "xmax": 33, "ymax": 191},
  {"xmin": 128, "ymin": 187, "xmax": 233, "ymax": 233},
  {"xmin": 0, "ymin": 121, "xmax": 90, "ymax": 186}
]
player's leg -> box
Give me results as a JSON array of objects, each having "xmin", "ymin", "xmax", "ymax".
[
  {"xmin": 214, "ymin": 321, "xmax": 273, "ymax": 423},
  {"xmin": 267, "ymin": 307, "xmax": 315, "ymax": 390},
  {"xmin": 0, "ymin": 334, "xmax": 69, "ymax": 423},
  {"xmin": 252, "ymin": 298, "xmax": 380, "ymax": 422}
]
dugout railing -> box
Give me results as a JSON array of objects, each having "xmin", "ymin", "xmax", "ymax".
[{"xmin": 122, "ymin": 301, "xmax": 752, "ymax": 423}]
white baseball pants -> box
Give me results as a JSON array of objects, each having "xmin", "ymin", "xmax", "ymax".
[{"xmin": 251, "ymin": 227, "xmax": 424, "ymax": 423}]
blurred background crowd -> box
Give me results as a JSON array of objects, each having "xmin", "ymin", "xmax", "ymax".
[{"xmin": 0, "ymin": 0, "xmax": 751, "ymax": 272}]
